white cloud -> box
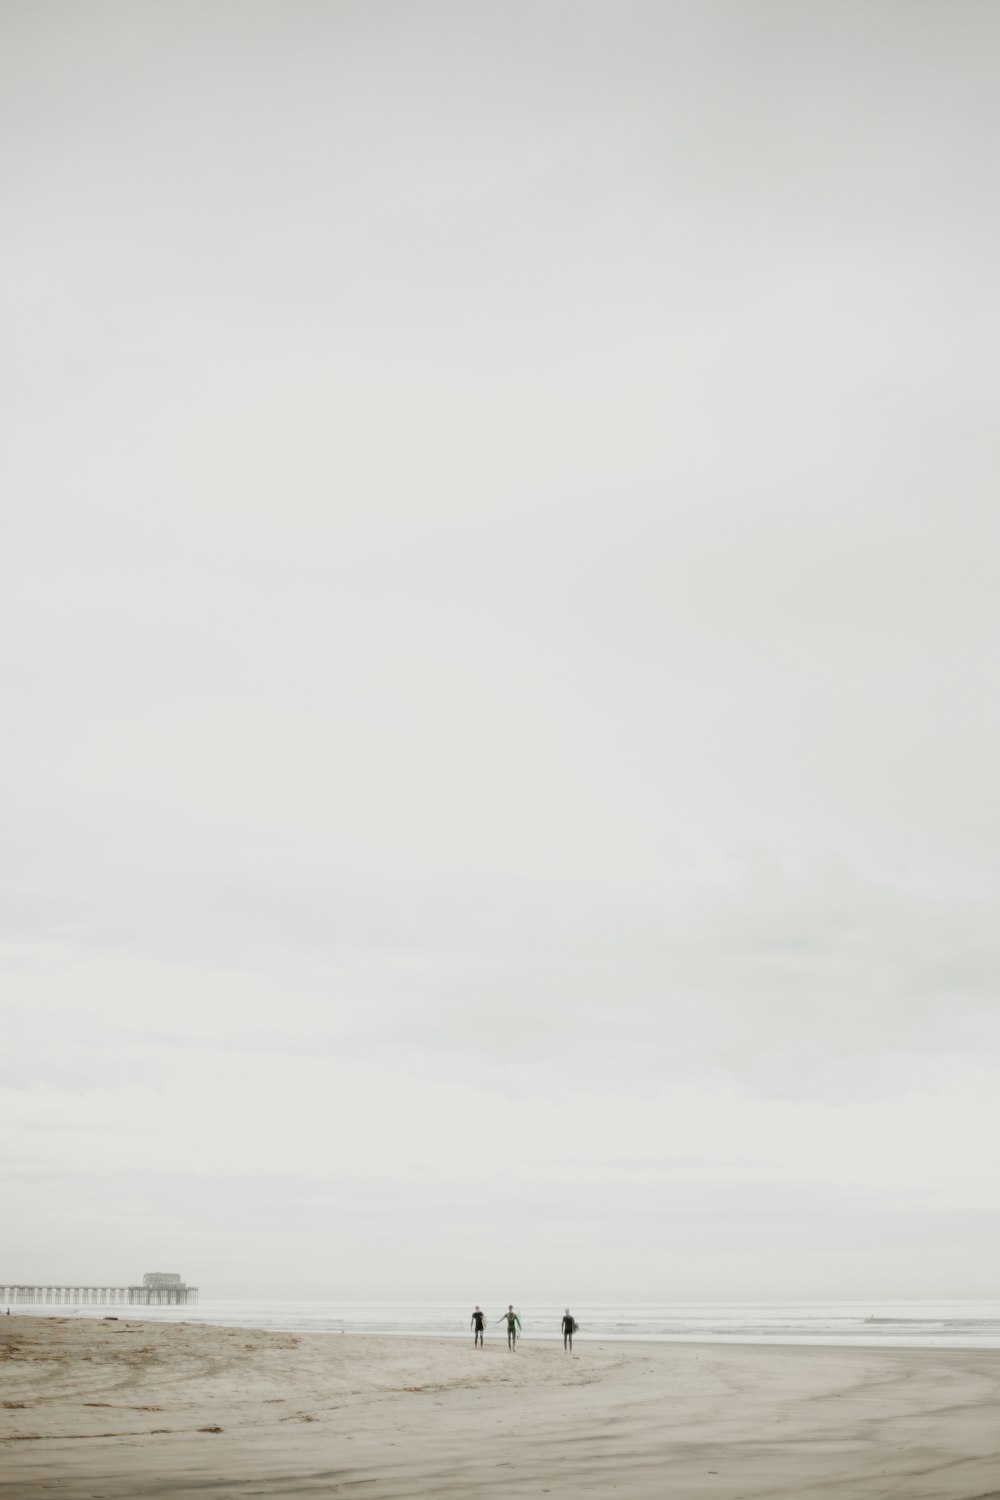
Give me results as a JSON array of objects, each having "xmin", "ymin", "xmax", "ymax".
[{"xmin": 3, "ymin": 0, "xmax": 999, "ymax": 1299}]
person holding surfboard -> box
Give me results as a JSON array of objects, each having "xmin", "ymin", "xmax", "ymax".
[
  {"xmin": 562, "ymin": 1308, "xmax": 578, "ymax": 1350},
  {"xmin": 471, "ymin": 1305, "xmax": 486, "ymax": 1347},
  {"xmin": 499, "ymin": 1304, "xmax": 521, "ymax": 1350}
]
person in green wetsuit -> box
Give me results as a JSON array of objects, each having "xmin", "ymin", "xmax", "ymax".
[{"xmin": 498, "ymin": 1304, "xmax": 521, "ymax": 1350}]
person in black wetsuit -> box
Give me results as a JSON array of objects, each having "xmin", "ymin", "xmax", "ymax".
[
  {"xmin": 471, "ymin": 1305, "xmax": 486, "ymax": 1347},
  {"xmin": 562, "ymin": 1308, "xmax": 575, "ymax": 1350}
]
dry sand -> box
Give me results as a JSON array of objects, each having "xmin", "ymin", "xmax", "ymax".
[{"xmin": 1, "ymin": 1316, "xmax": 998, "ymax": 1498}]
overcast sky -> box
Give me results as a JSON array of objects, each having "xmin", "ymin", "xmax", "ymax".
[{"xmin": 4, "ymin": 1, "xmax": 999, "ymax": 1303}]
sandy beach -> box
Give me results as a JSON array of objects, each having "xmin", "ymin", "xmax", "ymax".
[{"xmin": 2, "ymin": 1317, "xmax": 998, "ymax": 1499}]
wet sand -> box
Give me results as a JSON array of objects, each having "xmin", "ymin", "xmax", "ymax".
[{"xmin": 2, "ymin": 1316, "xmax": 998, "ymax": 1498}]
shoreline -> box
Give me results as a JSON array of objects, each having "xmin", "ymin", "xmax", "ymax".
[
  {"xmin": 9, "ymin": 1304, "xmax": 999, "ymax": 1353},
  {"xmin": 3, "ymin": 1315, "xmax": 999, "ymax": 1497}
]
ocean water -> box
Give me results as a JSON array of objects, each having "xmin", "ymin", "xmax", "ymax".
[{"xmin": 16, "ymin": 1298, "xmax": 1000, "ymax": 1349}]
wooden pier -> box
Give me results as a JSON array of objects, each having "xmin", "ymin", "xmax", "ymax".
[{"xmin": 2, "ymin": 1273, "xmax": 198, "ymax": 1307}]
